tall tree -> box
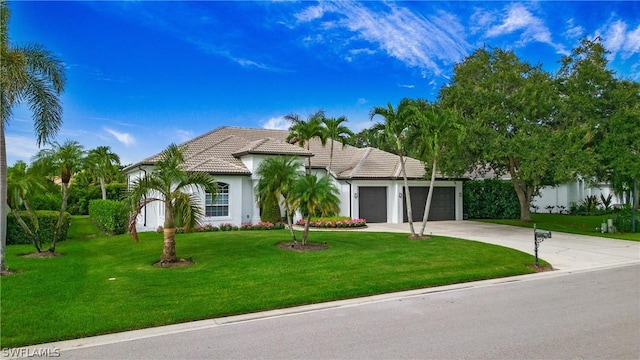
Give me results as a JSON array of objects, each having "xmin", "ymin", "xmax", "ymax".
[
  {"xmin": 440, "ymin": 47, "xmax": 590, "ymax": 222},
  {"xmin": 370, "ymin": 98, "xmax": 417, "ymax": 236},
  {"xmin": 127, "ymin": 144, "xmax": 218, "ymax": 263},
  {"xmin": 7, "ymin": 161, "xmax": 48, "ymax": 252},
  {"xmin": 32, "ymin": 140, "xmax": 84, "ymax": 252},
  {"xmin": 285, "ymin": 110, "xmax": 327, "ymax": 174},
  {"xmin": 85, "ymin": 146, "xmax": 121, "ymax": 200},
  {"xmin": 0, "ymin": 0, "xmax": 66, "ymax": 271},
  {"xmin": 290, "ymin": 174, "xmax": 340, "ymax": 245},
  {"xmin": 407, "ymin": 100, "xmax": 464, "ymax": 237},
  {"xmin": 321, "ymin": 116, "xmax": 354, "ymax": 177},
  {"xmin": 255, "ymin": 155, "xmax": 303, "ymax": 241}
]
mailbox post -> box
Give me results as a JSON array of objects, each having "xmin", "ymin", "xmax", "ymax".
[{"xmin": 533, "ymin": 224, "xmax": 551, "ymax": 268}]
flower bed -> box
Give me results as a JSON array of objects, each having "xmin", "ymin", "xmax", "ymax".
[
  {"xmin": 296, "ymin": 218, "xmax": 367, "ymax": 228},
  {"xmin": 156, "ymin": 221, "xmax": 285, "ymax": 233}
]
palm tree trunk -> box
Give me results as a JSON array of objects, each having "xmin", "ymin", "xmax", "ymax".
[
  {"xmin": 399, "ymin": 154, "xmax": 417, "ymax": 237},
  {"xmin": 161, "ymin": 203, "xmax": 178, "ymax": 262},
  {"xmin": 1, "ymin": 120, "xmax": 7, "ymax": 271},
  {"xmin": 302, "ymin": 214, "xmax": 311, "ymax": 245},
  {"xmin": 161, "ymin": 228, "xmax": 178, "ymax": 262},
  {"xmin": 24, "ymin": 200, "xmax": 42, "ymax": 251},
  {"xmin": 306, "ymin": 144, "xmax": 312, "ymax": 174},
  {"xmin": 51, "ymin": 182, "xmax": 69, "ymax": 252},
  {"xmin": 11, "ymin": 211, "xmax": 41, "ymax": 252},
  {"xmin": 283, "ymin": 203, "xmax": 297, "ymax": 241},
  {"xmin": 100, "ymin": 176, "xmax": 107, "ymax": 200},
  {"xmin": 419, "ymin": 157, "xmax": 438, "ymax": 237},
  {"xmin": 327, "ymin": 139, "xmax": 334, "ymax": 178}
]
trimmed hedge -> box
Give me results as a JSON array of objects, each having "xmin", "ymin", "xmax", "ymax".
[
  {"xmin": 6, "ymin": 210, "xmax": 71, "ymax": 245},
  {"xmin": 463, "ymin": 179, "xmax": 520, "ymax": 219},
  {"xmin": 89, "ymin": 200, "xmax": 129, "ymax": 235}
]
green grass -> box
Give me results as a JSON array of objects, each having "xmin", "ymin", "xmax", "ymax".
[
  {"xmin": 476, "ymin": 213, "xmax": 640, "ymax": 241},
  {"xmin": 2, "ymin": 216, "xmax": 546, "ymax": 348}
]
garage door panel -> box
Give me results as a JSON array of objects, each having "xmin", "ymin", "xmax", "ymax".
[
  {"xmin": 403, "ymin": 187, "xmax": 455, "ymax": 222},
  {"xmin": 359, "ymin": 187, "xmax": 387, "ymax": 223}
]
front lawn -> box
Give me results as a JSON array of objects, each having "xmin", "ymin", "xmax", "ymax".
[
  {"xmin": 477, "ymin": 213, "xmax": 640, "ymax": 241},
  {"xmin": 2, "ymin": 217, "xmax": 546, "ymax": 348}
]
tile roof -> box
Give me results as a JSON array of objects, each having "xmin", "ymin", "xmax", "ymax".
[{"xmin": 127, "ymin": 126, "xmax": 449, "ymax": 180}]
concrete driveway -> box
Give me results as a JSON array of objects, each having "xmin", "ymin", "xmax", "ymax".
[{"xmin": 358, "ymin": 221, "xmax": 640, "ymax": 270}]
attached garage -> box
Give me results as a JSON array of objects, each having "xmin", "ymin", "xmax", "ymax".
[
  {"xmin": 403, "ymin": 186, "xmax": 455, "ymax": 222},
  {"xmin": 358, "ymin": 186, "xmax": 387, "ymax": 223}
]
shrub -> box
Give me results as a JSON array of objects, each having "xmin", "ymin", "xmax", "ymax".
[
  {"xmin": 30, "ymin": 192, "xmax": 62, "ymax": 211},
  {"xmin": 260, "ymin": 197, "xmax": 282, "ymax": 224},
  {"xmin": 613, "ymin": 205, "xmax": 639, "ymax": 233},
  {"xmin": 296, "ymin": 218, "xmax": 367, "ymax": 228},
  {"xmin": 463, "ymin": 179, "xmax": 520, "ymax": 219},
  {"xmin": 6, "ymin": 210, "xmax": 71, "ymax": 245},
  {"xmin": 89, "ymin": 200, "xmax": 129, "ymax": 235}
]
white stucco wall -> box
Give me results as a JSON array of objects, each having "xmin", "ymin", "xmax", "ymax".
[{"xmin": 532, "ymin": 180, "xmax": 623, "ymax": 213}]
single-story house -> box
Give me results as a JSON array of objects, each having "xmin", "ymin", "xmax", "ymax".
[{"xmin": 124, "ymin": 126, "xmax": 465, "ymax": 232}]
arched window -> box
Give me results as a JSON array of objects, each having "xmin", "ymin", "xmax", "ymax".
[{"xmin": 206, "ymin": 183, "xmax": 229, "ymax": 217}]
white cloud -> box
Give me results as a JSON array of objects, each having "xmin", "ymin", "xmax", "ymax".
[
  {"xmin": 5, "ymin": 134, "xmax": 40, "ymax": 165},
  {"xmin": 356, "ymin": 98, "xmax": 368, "ymax": 105},
  {"xmin": 598, "ymin": 20, "xmax": 640, "ymax": 60},
  {"xmin": 483, "ymin": 3, "xmax": 567, "ymax": 55},
  {"xmin": 261, "ymin": 116, "xmax": 290, "ymax": 130},
  {"xmin": 563, "ymin": 18, "xmax": 584, "ymax": 39},
  {"xmin": 295, "ymin": 2, "xmax": 469, "ymax": 76},
  {"xmin": 295, "ymin": 4, "xmax": 326, "ymax": 23},
  {"xmin": 625, "ymin": 25, "xmax": 640, "ymax": 56},
  {"xmin": 398, "ymin": 84, "xmax": 415, "ymax": 89},
  {"xmin": 104, "ymin": 127, "xmax": 136, "ymax": 147}
]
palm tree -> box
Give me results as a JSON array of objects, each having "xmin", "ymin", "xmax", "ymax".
[
  {"xmin": 322, "ymin": 116, "xmax": 354, "ymax": 177},
  {"xmin": 370, "ymin": 98, "xmax": 417, "ymax": 237},
  {"xmin": 86, "ymin": 146, "xmax": 121, "ymax": 200},
  {"xmin": 127, "ymin": 144, "xmax": 218, "ymax": 263},
  {"xmin": 32, "ymin": 140, "xmax": 84, "ymax": 252},
  {"xmin": 7, "ymin": 161, "xmax": 48, "ymax": 252},
  {"xmin": 290, "ymin": 174, "xmax": 340, "ymax": 245},
  {"xmin": 255, "ymin": 155, "xmax": 302, "ymax": 241},
  {"xmin": 285, "ymin": 110, "xmax": 327, "ymax": 174},
  {"xmin": 407, "ymin": 100, "xmax": 464, "ymax": 237},
  {"xmin": 0, "ymin": 0, "xmax": 66, "ymax": 271}
]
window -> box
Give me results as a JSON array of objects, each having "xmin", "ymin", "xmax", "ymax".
[{"xmin": 206, "ymin": 183, "xmax": 229, "ymax": 217}]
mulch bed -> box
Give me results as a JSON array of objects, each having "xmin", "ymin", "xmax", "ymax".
[
  {"xmin": 21, "ymin": 251, "xmax": 63, "ymax": 259},
  {"xmin": 153, "ymin": 258, "xmax": 195, "ymax": 268},
  {"xmin": 526, "ymin": 264, "xmax": 554, "ymax": 272},
  {"xmin": 276, "ymin": 241, "xmax": 329, "ymax": 252}
]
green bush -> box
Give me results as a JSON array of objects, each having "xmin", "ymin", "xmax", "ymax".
[
  {"xmin": 30, "ymin": 192, "xmax": 62, "ymax": 211},
  {"xmin": 89, "ymin": 200, "xmax": 129, "ymax": 235},
  {"xmin": 463, "ymin": 179, "xmax": 520, "ymax": 219},
  {"xmin": 613, "ymin": 206, "xmax": 639, "ymax": 233},
  {"xmin": 6, "ymin": 210, "xmax": 71, "ymax": 245},
  {"xmin": 260, "ymin": 196, "xmax": 282, "ymax": 224}
]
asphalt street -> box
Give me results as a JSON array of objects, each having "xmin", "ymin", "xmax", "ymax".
[{"xmin": 39, "ymin": 263, "xmax": 640, "ymax": 360}]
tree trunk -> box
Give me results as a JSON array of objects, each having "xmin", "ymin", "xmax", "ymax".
[
  {"xmin": 24, "ymin": 200, "xmax": 42, "ymax": 251},
  {"xmin": 161, "ymin": 203, "xmax": 178, "ymax": 262},
  {"xmin": 306, "ymin": 143, "xmax": 312, "ymax": 174},
  {"xmin": 51, "ymin": 182, "xmax": 69, "ymax": 252},
  {"xmin": 1, "ymin": 120, "xmax": 7, "ymax": 271},
  {"xmin": 283, "ymin": 202, "xmax": 297, "ymax": 241},
  {"xmin": 508, "ymin": 156, "xmax": 533, "ymax": 222},
  {"xmin": 419, "ymin": 158, "xmax": 438, "ymax": 237},
  {"xmin": 100, "ymin": 176, "xmax": 107, "ymax": 200},
  {"xmin": 399, "ymin": 154, "xmax": 416, "ymax": 237},
  {"xmin": 11, "ymin": 211, "xmax": 41, "ymax": 252},
  {"xmin": 302, "ymin": 214, "xmax": 311, "ymax": 245},
  {"xmin": 327, "ymin": 139, "xmax": 334, "ymax": 178},
  {"xmin": 161, "ymin": 228, "xmax": 178, "ymax": 263}
]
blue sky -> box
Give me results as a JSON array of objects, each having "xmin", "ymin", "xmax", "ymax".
[{"xmin": 6, "ymin": 1, "xmax": 640, "ymax": 166}]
